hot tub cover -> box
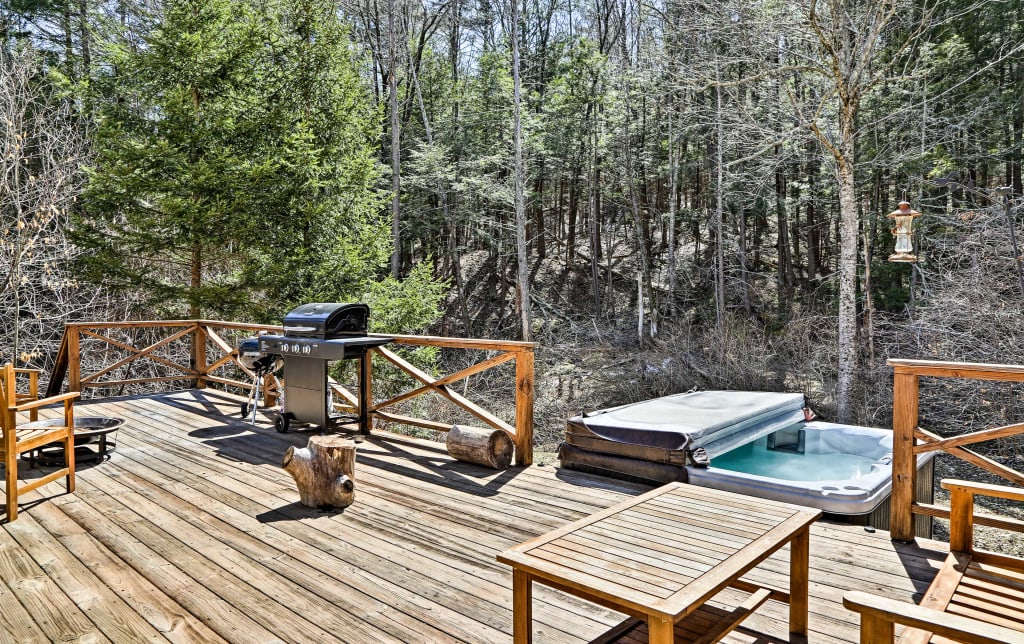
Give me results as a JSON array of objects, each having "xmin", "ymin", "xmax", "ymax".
[{"xmin": 569, "ymin": 390, "xmax": 806, "ymax": 454}]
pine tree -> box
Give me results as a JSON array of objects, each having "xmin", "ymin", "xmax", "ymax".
[{"xmin": 78, "ymin": 0, "xmax": 387, "ymax": 320}]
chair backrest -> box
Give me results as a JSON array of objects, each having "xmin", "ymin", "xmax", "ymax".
[
  {"xmin": 0, "ymin": 362, "xmax": 14, "ymax": 408},
  {"xmin": 0, "ymin": 362, "xmax": 36, "ymax": 430},
  {"xmin": 0, "ymin": 363, "xmax": 13, "ymax": 432}
]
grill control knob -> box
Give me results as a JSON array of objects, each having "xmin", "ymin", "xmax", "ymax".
[{"xmin": 302, "ymin": 345, "xmax": 311, "ymax": 354}]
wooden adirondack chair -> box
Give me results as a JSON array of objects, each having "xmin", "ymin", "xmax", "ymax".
[
  {"xmin": 845, "ymin": 479, "xmax": 1024, "ymax": 643},
  {"xmin": 0, "ymin": 363, "xmax": 79, "ymax": 522}
]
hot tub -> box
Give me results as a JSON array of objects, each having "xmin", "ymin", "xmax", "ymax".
[
  {"xmin": 559, "ymin": 391, "xmax": 934, "ymax": 533},
  {"xmin": 687, "ymin": 421, "xmax": 933, "ymax": 516}
]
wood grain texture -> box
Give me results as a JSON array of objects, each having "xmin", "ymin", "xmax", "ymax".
[
  {"xmin": 282, "ymin": 435, "xmax": 356, "ymax": 508},
  {"xmin": 447, "ymin": 424, "xmax": 514, "ymax": 469},
  {"xmin": 2, "ymin": 388, "xmax": 958, "ymax": 643}
]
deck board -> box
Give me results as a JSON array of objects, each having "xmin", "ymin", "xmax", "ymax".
[{"xmin": 2, "ymin": 389, "xmax": 947, "ymax": 643}]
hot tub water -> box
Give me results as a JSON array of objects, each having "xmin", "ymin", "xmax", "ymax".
[{"xmin": 711, "ymin": 438, "xmax": 880, "ymax": 482}]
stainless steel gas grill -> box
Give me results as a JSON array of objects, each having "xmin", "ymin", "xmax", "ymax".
[{"xmin": 258, "ymin": 303, "xmax": 391, "ymax": 434}]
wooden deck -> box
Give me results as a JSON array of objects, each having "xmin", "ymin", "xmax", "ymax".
[{"xmin": 2, "ymin": 390, "xmax": 947, "ymax": 643}]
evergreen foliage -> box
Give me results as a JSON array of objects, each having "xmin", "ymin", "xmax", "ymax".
[
  {"xmin": 77, "ymin": 0, "xmax": 391, "ymax": 321},
  {"xmin": 3, "ymin": 0, "xmax": 1024, "ymax": 422}
]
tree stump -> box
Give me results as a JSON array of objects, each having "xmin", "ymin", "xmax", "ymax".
[
  {"xmin": 446, "ymin": 425, "xmax": 514, "ymax": 469},
  {"xmin": 282, "ymin": 435, "xmax": 356, "ymax": 509}
]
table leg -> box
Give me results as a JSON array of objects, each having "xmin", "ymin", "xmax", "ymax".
[
  {"xmin": 647, "ymin": 616, "xmax": 674, "ymax": 644},
  {"xmin": 512, "ymin": 568, "xmax": 533, "ymax": 643},
  {"xmin": 789, "ymin": 524, "xmax": 811, "ymax": 637}
]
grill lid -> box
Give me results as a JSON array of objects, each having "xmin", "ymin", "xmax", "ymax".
[{"xmin": 282, "ymin": 302, "xmax": 369, "ymax": 339}]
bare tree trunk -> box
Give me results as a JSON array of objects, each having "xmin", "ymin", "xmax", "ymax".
[
  {"xmin": 862, "ymin": 228, "xmax": 875, "ymax": 366},
  {"xmin": 836, "ymin": 138, "xmax": 858, "ymax": 421},
  {"xmin": 807, "ymin": 0, "xmax": 918, "ymax": 422},
  {"xmin": 667, "ymin": 110, "xmax": 678, "ymax": 318},
  {"xmin": 714, "ymin": 82, "xmax": 726, "ymax": 333},
  {"xmin": 190, "ymin": 243, "xmax": 202, "ymax": 319},
  {"xmin": 776, "ymin": 153, "xmax": 792, "ymax": 315},
  {"xmin": 589, "ymin": 120, "xmax": 601, "ymax": 313},
  {"xmin": 62, "ymin": 5, "xmax": 75, "ymax": 82},
  {"xmin": 388, "ymin": 0, "xmax": 401, "ymax": 278},
  {"xmin": 566, "ymin": 168, "xmax": 578, "ymax": 265},
  {"xmin": 78, "ymin": 0, "xmax": 90, "ymax": 82},
  {"xmin": 511, "ymin": 0, "xmax": 531, "ymax": 341},
  {"xmin": 622, "ymin": 111, "xmax": 653, "ymax": 341},
  {"xmin": 738, "ymin": 203, "xmax": 751, "ymax": 315}
]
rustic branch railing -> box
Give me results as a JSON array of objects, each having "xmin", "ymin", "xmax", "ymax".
[
  {"xmin": 889, "ymin": 358, "xmax": 1024, "ymax": 541},
  {"xmin": 48, "ymin": 321, "xmax": 536, "ymax": 466}
]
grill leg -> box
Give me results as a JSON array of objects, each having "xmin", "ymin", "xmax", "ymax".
[
  {"xmin": 249, "ymin": 373, "xmax": 262, "ymax": 425},
  {"xmin": 359, "ymin": 351, "xmax": 371, "ymax": 435}
]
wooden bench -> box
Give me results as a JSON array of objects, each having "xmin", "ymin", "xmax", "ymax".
[{"xmin": 844, "ymin": 479, "xmax": 1024, "ymax": 643}]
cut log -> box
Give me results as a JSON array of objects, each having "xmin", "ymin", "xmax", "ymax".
[
  {"xmin": 282, "ymin": 435, "xmax": 356, "ymax": 508},
  {"xmin": 446, "ymin": 425, "xmax": 514, "ymax": 469}
]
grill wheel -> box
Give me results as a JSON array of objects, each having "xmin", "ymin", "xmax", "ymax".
[{"xmin": 274, "ymin": 413, "xmax": 292, "ymax": 433}]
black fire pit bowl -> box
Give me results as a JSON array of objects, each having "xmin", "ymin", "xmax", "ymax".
[
  {"xmin": 19, "ymin": 416, "xmax": 125, "ymax": 444},
  {"xmin": 19, "ymin": 416, "xmax": 124, "ymax": 465}
]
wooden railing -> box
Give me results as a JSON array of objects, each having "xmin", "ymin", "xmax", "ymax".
[
  {"xmin": 889, "ymin": 359, "xmax": 1024, "ymax": 541},
  {"xmin": 48, "ymin": 320, "xmax": 536, "ymax": 466}
]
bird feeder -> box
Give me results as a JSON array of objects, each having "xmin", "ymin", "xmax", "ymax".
[{"xmin": 887, "ymin": 201, "xmax": 921, "ymax": 262}]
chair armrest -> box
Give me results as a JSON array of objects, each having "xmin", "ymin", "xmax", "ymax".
[
  {"xmin": 12, "ymin": 368, "xmax": 42, "ymax": 375},
  {"xmin": 13, "ymin": 391, "xmax": 80, "ymax": 412},
  {"xmin": 843, "ymin": 591, "xmax": 1024, "ymax": 644},
  {"xmin": 942, "ymin": 479, "xmax": 1024, "ymax": 503}
]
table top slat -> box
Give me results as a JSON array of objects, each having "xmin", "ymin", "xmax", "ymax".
[
  {"xmin": 573, "ymin": 524, "xmax": 730, "ymax": 567},
  {"xmin": 645, "ymin": 500, "xmax": 782, "ymax": 531},
  {"xmin": 650, "ymin": 493, "xmax": 797, "ymax": 526},
  {"xmin": 586, "ymin": 519, "xmax": 736, "ymax": 561},
  {"xmin": 615, "ymin": 507, "xmax": 762, "ymax": 543},
  {"xmin": 655, "ymin": 485, "xmax": 798, "ymax": 520},
  {"xmin": 558, "ymin": 533, "xmax": 713, "ymax": 581},
  {"xmin": 659, "ymin": 484, "xmax": 800, "ymax": 517},
  {"xmin": 498, "ymin": 482, "xmax": 822, "ymax": 622},
  {"xmin": 534, "ymin": 542, "xmax": 688, "ymax": 595}
]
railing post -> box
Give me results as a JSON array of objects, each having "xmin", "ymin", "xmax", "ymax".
[
  {"xmin": 947, "ymin": 484, "xmax": 973, "ymax": 553},
  {"xmin": 514, "ymin": 348, "xmax": 534, "ymax": 466},
  {"xmin": 891, "ymin": 369, "xmax": 919, "ymax": 541},
  {"xmin": 68, "ymin": 325, "xmax": 81, "ymax": 393},
  {"xmin": 192, "ymin": 322, "xmax": 207, "ymax": 389}
]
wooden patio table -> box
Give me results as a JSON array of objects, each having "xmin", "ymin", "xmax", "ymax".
[{"xmin": 497, "ymin": 482, "xmax": 822, "ymax": 643}]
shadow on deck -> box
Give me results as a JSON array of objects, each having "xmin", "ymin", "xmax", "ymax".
[{"xmin": 1, "ymin": 389, "xmax": 945, "ymax": 642}]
